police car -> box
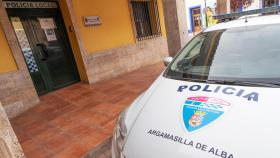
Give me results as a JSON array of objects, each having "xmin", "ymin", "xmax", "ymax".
[{"xmin": 112, "ymin": 14, "xmax": 280, "ymax": 158}]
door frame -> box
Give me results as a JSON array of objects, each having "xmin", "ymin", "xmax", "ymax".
[
  {"xmin": 5, "ymin": 0, "xmax": 80, "ymax": 95},
  {"xmin": 189, "ymin": 5, "xmax": 202, "ymax": 33}
]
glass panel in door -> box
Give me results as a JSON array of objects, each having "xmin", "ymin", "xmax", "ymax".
[{"xmin": 26, "ymin": 16, "xmax": 79, "ymax": 89}]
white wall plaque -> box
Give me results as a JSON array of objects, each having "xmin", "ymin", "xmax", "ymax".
[
  {"xmin": 44, "ymin": 29, "xmax": 57, "ymax": 41},
  {"xmin": 83, "ymin": 16, "xmax": 102, "ymax": 27},
  {"xmin": 38, "ymin": 18, "xmax": 57, "ymax": 29}
]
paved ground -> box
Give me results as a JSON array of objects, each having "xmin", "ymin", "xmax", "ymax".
[{"xmin": 10, "ymin": 63, "xmax": 164, "ymax": 158}]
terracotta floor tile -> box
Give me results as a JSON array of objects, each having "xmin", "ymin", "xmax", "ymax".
[
  {"xmin": 89, "ymin": 103, "xmax": 125, "ymax": 118},
  {"xmin": 22, "ymin": 121, "xmax": 51, "ymax": 136},
  {"xmin": 82, "ymin": 112, "xmax": 113, "ymax": 127},
  {"xmin": 11, "ymin": 62, "xmax": 164, "ymax": 158},
  {"xmin": 55, "ymin": 140, "xmax": 86, "ymax": 158},
  {"xmin": 33, "ymin": 126, "xmax": 62, "ymax": 142},
  {"xmin": 81, "ymin": 91, "xmax": 107, "ymax": 102},
  {"xmin": 11, "ymin": 114, "xmax": 41, "ymax": 128},
  {"xmin": 77, "ymin": 129, "xmax": 109, "ymax": 152},
  {"xmin": 49, "ymin": 114, "xmax": 73, "ymax": 128},
  {"xmin": 51, "ymin": 86, "xmax": 83, "ymax": 99},
  {"xmin": 14, "ymin": 130, "xmax": 31, "ymax": 143},
  {"xmin": 28, "ymin": 105, "xmax": 57, "ymax": 117},
  {"xmin": 70, "ymin": 95, "xmax": 98, "ymax": 107},
  {"xmin": 104, "ymin": 119, "xmax": 117, "ymax": 134},
  {"xmin": 39, "ymin": 93, "xmax": 58, "ymax": 103},
  {"xmin": 66, "ymin": 109, "xmax": 94, "ymax": 123},
  {"xmin": 21, "ymin": 139, "xmax": 39, "ymax": 154},
  {"xmin": 86, "ymin": 102, "xmax": 112, "ymax": 111},
  {"xmin": 43, "ymin": 104, "xmax": 77, "ymax": 121},
  {"xmin": 106, "ymin": 91, "xmax": 137, "ymax": 105},
  {"xmin": 91, "ymin": 128, "xmax": 112, "ymax": 143},
  {"xmin": 46, "ymin": 100, "xmax": 71, "ymax": 109},
  {"xmin": 24, "ymin": 146, "xmax": 54, "ymax": 158},
  {"xmin": 44, "ymin": 133, "xmax": 74, "ymax": 154},
  {"xmin": 50, "ymin": 113, "xmax": 87, "ymax": 130},
  {"xmin": 60, "ymin": 121, "xmax": 95, "ymax": 137},
  {"xmin": 82, "ymin": 101, "xmax": 101, "ymax": 110}
]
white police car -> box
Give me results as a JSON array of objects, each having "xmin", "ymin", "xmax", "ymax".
[{"xmin": 112, "ymin": 14, "xmax": 280, "ymax": 158}]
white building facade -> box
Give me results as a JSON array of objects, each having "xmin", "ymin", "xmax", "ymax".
[
  {"xmin": 186, "ymin": 0, "xmax": 280, "ymax": 33},
  {"xmin": 220, "ymin": 0, "xmax": 279, "ymax": 14},
  {"xmin": 185, "ymin": 0, "xmax": 217, "ymax": 33}
]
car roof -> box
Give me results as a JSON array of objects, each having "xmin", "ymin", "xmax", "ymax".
[{"xmin": 204, "ymin": 14, "xmax": 280, "ymax": 32}]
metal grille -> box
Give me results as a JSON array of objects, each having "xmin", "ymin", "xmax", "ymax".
[{"xmin": 130, "ymin": 0, "xmax": 162, "ymax": 41}]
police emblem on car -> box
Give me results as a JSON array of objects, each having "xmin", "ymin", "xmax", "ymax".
[{"xmin": 183, "ymin": 96, "xmax": 231, "ymax": 132}]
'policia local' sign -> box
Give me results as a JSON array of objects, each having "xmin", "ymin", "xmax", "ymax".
[{"xmin": 4, "ymin": 1, "xmax": 58, "ymax": 9}]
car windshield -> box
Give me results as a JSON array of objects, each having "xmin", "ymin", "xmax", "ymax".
[{"xmin": 165, "ymin": 24, "xmax": 280, "ymax": 86}]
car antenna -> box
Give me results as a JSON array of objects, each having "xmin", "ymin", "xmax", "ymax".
[{"xmin": 245, "ymin": 16, "xmax": 248, "ymax": 23}]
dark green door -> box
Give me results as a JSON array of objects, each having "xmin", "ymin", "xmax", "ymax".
[{"xmin": 7, "ymin": 6, "xmax": 80, "ymax": 95}]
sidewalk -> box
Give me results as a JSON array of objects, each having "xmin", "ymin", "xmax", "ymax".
[{"xmin": 10, "ymin": 63, "xmax": 165, "ymax": 158}]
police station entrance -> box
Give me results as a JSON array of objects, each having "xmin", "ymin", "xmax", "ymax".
[{"xmin": 4, "ymin": 1, "xmax": 80, "ymax": 95}]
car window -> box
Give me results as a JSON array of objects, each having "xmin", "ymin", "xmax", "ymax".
[{"xmin": 165, "ymin": 24, "xmax": 280, "ymax": 86}]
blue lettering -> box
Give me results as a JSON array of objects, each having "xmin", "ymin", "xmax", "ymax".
[
  {"xmin": 222, "ymin": 87, "xmax": 236, "ymax": 95},
  {"xmin": 202, "ymin": 85, "xmax": 212, "ymax": 92},
  {"xmin": 236, "ymin": 89, "xmax": 244, "ymax": 97},
  {"xmin": 178, "ymin": 85, "xmax": 188, "ymax": 92},
  {"xmin": 243, "ymin": 92, "xmax": 259, "ymax": 102},
  {"xmin": 214, "ymin": 86, "xmax": 221, "ymax": 93},
  {"xmin": 178, "ymin": 85, "xmax": 259, "ymax": 102},
  {"xmin": 190, "ymin": 85, "xmax": 201, "ymax": 91}
]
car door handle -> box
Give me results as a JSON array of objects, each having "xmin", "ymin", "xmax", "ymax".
[{"xmin": 36, "ymin": 43, "xmax": 48, "ymax": 61}]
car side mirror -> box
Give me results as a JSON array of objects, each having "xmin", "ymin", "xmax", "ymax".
[{"xmin": 163, "ymin": 57, "xmax": 173, "ymax": 67}]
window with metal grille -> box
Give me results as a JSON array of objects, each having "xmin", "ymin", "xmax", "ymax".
[{"xmin": 129, "ymin": 0, "xmax": 162, "ymax": 41}]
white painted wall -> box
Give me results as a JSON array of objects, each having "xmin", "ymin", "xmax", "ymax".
[
  {"xmin": 235, "ymin": 0, "xmax": 279, "ymax": 12},
  {"xmin": 244, "ymin": 0, "xmax": 262, "ymax": 11}
]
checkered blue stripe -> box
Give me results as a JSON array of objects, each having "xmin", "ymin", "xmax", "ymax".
[
  {"xmin": 185, "ymin": 100, "xmax": 223, "ymax": 109},
  {"xmin": 15, "ymin": 29, "xmax": 39, "ymax": 73},
  {"xmin": 22, "ymin": 48, "xmax": 39, "ymax": 73}
]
